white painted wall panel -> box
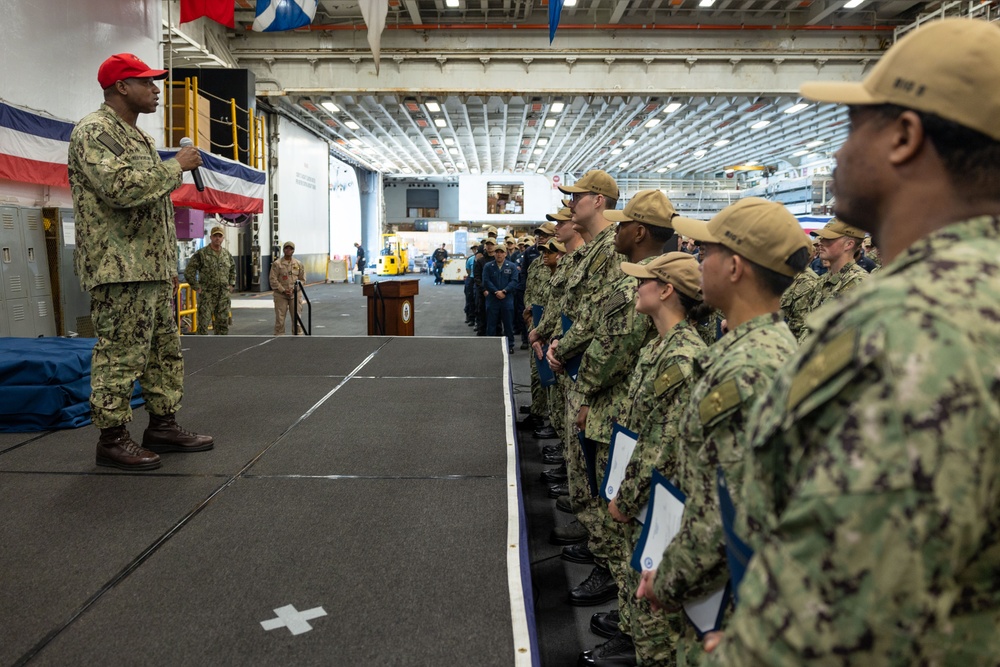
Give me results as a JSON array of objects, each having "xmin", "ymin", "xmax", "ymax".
[{"xmin": 275, "ymin": 117, "xmax": 330, "ymax": 254}]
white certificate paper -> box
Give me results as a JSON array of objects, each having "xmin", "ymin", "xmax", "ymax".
[
  {"xmin": 630, "ymin": 469, "xmax": 686, "ymax": 573},
  {"xmin": 600, "ymin": 423, "xmax": 640, "ymax": 502}
]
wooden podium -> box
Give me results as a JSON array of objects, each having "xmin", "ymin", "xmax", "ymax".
[{"xmin": 362, "ymin": 279, "xmax": 419, "ymax": 336}]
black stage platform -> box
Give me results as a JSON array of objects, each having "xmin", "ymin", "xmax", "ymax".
[{"xmin": 0, "ymin": 336, "xmax": 537, "ymax": 666}]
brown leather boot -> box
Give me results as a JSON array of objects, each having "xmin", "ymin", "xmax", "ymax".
[
  {"xmin": 96, "ymin": 425, "xmax": 161, "ymax": 470},
  {"xmin": 142, "ymin": 413, "xmax": 214, "ymax": 453}
]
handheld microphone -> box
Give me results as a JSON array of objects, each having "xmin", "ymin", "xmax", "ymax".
[{"xmin": 179, "ymin": 137, "xmax": 205, "ymax": 192}]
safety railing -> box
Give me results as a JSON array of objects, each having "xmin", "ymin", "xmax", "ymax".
[
  {"xmin": 163, "ymin": 75, "xmax": 266, "ymax": 170},
  {"xmin": 177, "ymin": 282, "xmax": 198, "ymax": 334},
  {"xmin": 292, "ymin": 281, "xmax": 312, "ymax": 336}
]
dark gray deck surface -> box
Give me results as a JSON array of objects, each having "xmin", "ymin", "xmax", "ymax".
[{"xmin": 1, "ymin": 274, "xmax": 615, "ymax": 667}]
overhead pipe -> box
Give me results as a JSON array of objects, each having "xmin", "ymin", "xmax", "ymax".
[{"xmin": 243, "ymin": 22, "xmax": 894, "ymax": 32}]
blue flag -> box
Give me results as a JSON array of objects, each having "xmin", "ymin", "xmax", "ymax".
[
  {"xmin": 548, "ymin": 0, "xmax": 564, "ymax": 43},
  {"xmin": 253, "ymin": 0, "xmax": 318, "ymax": 32}
]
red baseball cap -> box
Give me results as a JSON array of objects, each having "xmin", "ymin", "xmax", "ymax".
[{"xmin": 97, "ymin": 53, "xmax": 168, "ymax": 89}]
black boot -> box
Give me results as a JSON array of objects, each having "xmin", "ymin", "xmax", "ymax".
[
  {"xmin": 143, "ymin": 413, "xmax": 214, "ymax": 453},
  {"xmin": 96, "ymin": 425, "xmax": 161, "ymax": 470},
  {"xmin": 578, "ymin": 631, "xmax": 636, "ymax": 667},
  {"xmin": 569, "ymin": 565, "xmax": 619, "ymax": 606}
]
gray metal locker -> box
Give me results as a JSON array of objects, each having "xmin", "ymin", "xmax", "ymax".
[
  {"xmin": 29, "ymin": 296, "xmax": 56, "ymax": 337},
  {"xmin": 45, "ymin": 207, "xmax": 91, "ymax": 336},
  {"xmin": 21, "ymin": 207, "xmax": 52, "ymax": 298},
  {"xmin": 0, "ymin": 205, "xmax": 29, "ymax": 302},
  {"xmin": 0, "ymin": 300, "xmax": 8, "ymax": 337},
  {"xmin": 5, "ymin": 298, "xmax": 34, "ymax": 337}
]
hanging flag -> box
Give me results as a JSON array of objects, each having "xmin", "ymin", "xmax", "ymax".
[
  {"xmin": 180, "ymin": 0, "xmax": 235, "ymax": 29},
  {"xmin": 0, "ymin": 101, "xmax": 73, "ymax": 188},
  {"xmin": 158, "ymin": 148, "xmax": 266, "ymax": 214},
  {"xmin": 253, "ymin": 0, "xmax": 319, "ymax": 32},
  {"xmin": 359, "ymin": 0, "xmax": 389, "ymax": 74},
  {"xmin": 549, "ymin": 0, "xmax": 564, "ymax": 44}
]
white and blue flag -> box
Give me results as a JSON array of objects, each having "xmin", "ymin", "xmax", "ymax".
[{"xmin": 252, "ymin": 0, "xmax": 318, "ymax": 32}]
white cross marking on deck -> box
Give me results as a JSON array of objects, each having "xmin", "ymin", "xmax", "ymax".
[{"xmin": 260, "ymin": 604, "xmax": 327, "ymax": 635}]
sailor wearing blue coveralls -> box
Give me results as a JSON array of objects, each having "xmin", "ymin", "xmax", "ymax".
[{"xmin": 483, "ymin": 245, "xmax": 518, "ymax": 353}]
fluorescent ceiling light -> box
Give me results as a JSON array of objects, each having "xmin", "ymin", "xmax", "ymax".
[
  {"xmin": 449, "ymin": 147, "xmax": 459, "ymax": 155},
  {"xmin": 619, "ymin": 162, "xmax": 629, "ymax": 168},
  {"xmin": 664, "ymin": 103, "xmax": 682, "ymax": 113},
  {"xmin": 434, "ymin": 118, "xmax": 447, "ymax": 128},
  {"xmin": 693, "ymin": 150, "xmax": 707, "ymax": 158},
  {"xmin": 699, "ymin": 0, "xmax": 716, "ymax": 6},
  {"xmin": 751, "ymin": 120, "xmax": 771, "ymax": 129},
  {"xmin": 667, "ymin": 162, "xmax": 679, "ymax": 168},
  {"xmin": 445, "ymin": 0, "xmax": 460, "ymax": 6},
  {"xmin": 622, "ymin": 139, "xmax": 635, "ymax": 146},
  {"xmin": 744, "ymin": 161, "xmax": 759, "ymax": 166},
  {"xmin": 471, "ymin": 167, "xmax": 480, "ymax": 174},
  {"xmin": 713, "ymin": 139, "xmax": 730, "ymax": 147},
  {"xmin": 349, "ymin": 138, "xmax": 364, "ymax": 146},
  {"xmin": 550, "ymin": 101, "xmax": 565, "ymax": 113},
  {"xmin": 527, "ymin": 163, "xmax": 536, "ymax": 169},
  {"xmin": 444, "ymin": 137, "xmax": 455, "ymax": 146},
  {"xmin": 784, "ymin": 103, "xmax": 809, "ymax": 114},
  {"xmin": 425, "ymin": 99, "xmax": 441, "ymax": 112},
  {"xmin": 345, "ymin": 120, "xmax": 360, "ymax": 130},
  {"xmin": 402, "ymin": 167, "xmax": 412, "ymax": 173},
  {"xmin": 564, "ymin": 0, "xmax": 577, "ymax": 6},
  {"xmin": 537, "ymin": 167, "xmax": 546, "ymax": 173},
  {"xmin": 537, "ymin": 138, "xmax": 549, "ymax": 146},
  {"xmin": 544, "ymin": 118, "xmax": 557, "ymax": 128},
  {"xmin": 533, "ymin": 148, "xmax": 543, "ymax": 155},
  {"xmin": 806, "ymin": 140, "xmax": 824, "ymax": 147},
  {"xmin": 844, "ymin": 0, "xmax": 864, "ymax": 7},
  {"xmin": 321, "ymin": 101, "xmax": 339, "ymax": 113},
  {"xmin": 792, "ymin": 150, "xmax": 809, "ymax": 157},
  {"xmin": 610, "ymin": 148, "xmax": 623, "ymax": 155},
  {"xmin": 645, "ymin": 118, "xmax": 661, "ymax": 128},
  {"xmin": 656, "ymin": 167, "xmax": 668, "ymax": 173}
]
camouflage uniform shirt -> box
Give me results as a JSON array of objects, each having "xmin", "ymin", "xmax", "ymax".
[
  {"xmin": 535, "ymin": 245, "xmax": 586, "ymax": 340},
  {"xmin": 524, "ymin": 252, "xmax": 551, "ymax": 312},
  {"xmin": 185, "ymin": 245, "xmax": 236, "ymax": 292},
  {"xmin": 554, "ymin": 224, "xmax": 627, "ymax": 362},
  {"xmin": 575, "ymin": 257, "xmax": 656, "ymax": 445},
  {"xmin": 652, "ymin": 312, "xmax": 797, "ymax": 607},
  {"xmin": 614, "ymin": 319, "xmax": 707, "ymax": 519},
  {"xmin": 780, "ymin": 267, "xmax": 819, "ymax": 340},
  {"xmin": 69, "ymin": 104, "xmax": 183, "ymax": 291},
  {"xmin": 705, "ymin": 216, "xmax": 1000, "ymax": 666}
]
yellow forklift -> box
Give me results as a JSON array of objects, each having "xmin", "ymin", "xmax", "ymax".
[{"xmin": 376, "ymin": 233, "xmax": 409, "ymax": 275}]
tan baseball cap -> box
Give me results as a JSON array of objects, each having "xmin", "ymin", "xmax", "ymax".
[
  {"xmin": 812, "ymin": 218, "xmax": 866, "ymax": 241},
  {"xmin": 543, "ymin": 239, "xmax": 567, "ymax": 253},
  {"xmin": 483, "ymin": 238, "xmax": 496, "ymax": 246},
  {"xmin": 800, "ymin": 18, "xmax": 1000, "ymax": 142},
  {"xmin": 485, "ymin": 226, "xmax": 498, "ymax": 237},
  {"xmin": 545, "ymin": 208, "xmax": 572, "ymax": 223},
  {"xmin": 283, "ymin": 241, "xmax": 295, "ymax": 250},
  {"xmin": 671, "ymin": 198, "xmax": 810, "ymax": 277},
  {"xmin": 534, "ymin": 221, "xmax": 558, "ymax": 235},
  {"xmin": 210, "ymin": 226, "xmax": 224, "ymax": 236},
  {"xmin": 603, "ymin": 189, "xmax": 690, "ymax": 229},
  {"xmin": 620, "ymin": 252, "xmax": 702, "ymax": 300},
  {"xmin": 558, "ymin": 169, "xmax": 620, "ymax": 199},
  {"xmin": 561, "ymin": 198, "xmax": 572, "ymax": 208}
]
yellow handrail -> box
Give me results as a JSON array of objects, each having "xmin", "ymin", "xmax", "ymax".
[{"xmin": 176, "ymin": 282, "xmax": 198, "ymax": 334}]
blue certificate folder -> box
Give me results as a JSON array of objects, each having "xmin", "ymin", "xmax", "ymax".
[
  {"xmin": 531, "ymin": 305, "xmax": 556, "ymax": 387},
  {"xmin": 717, "ymin": 466, "xmax": 754, "ymax": 603},
  {"xmin": 559, "ymin": 314, "xmax": 582, "ymax": 381}
]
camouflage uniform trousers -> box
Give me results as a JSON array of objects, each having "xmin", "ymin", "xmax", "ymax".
[
  {"xmin": 547, "ymin": 368, "xmax": 567, "ymax": 443},
  {"xmin": 89, "ymin": 281, "xmax": 184, "ymax": 428},
  {"xmin": 196, "ymin": 286, "xmax": 231, "ymax": 335},
  {"xmin": 565, "ymin": 384, "xmax": 600, "ymax": 551},
  {"xmin": 528, "ymin": 351, "xmax": 549, "ymax": 419},
  {"xmin": 610, "ymin": 519, "xmax": 683, "ymax": 666}
]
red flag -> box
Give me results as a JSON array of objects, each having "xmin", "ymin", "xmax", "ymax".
[{"xmin": 180, "ymin": 0, "xmax": 235, "ymax": 28}]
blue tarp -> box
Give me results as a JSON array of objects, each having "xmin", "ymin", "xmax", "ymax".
[{"xmin": 0, "ymin": 337, "xmax": 143, "ymax": 433}]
